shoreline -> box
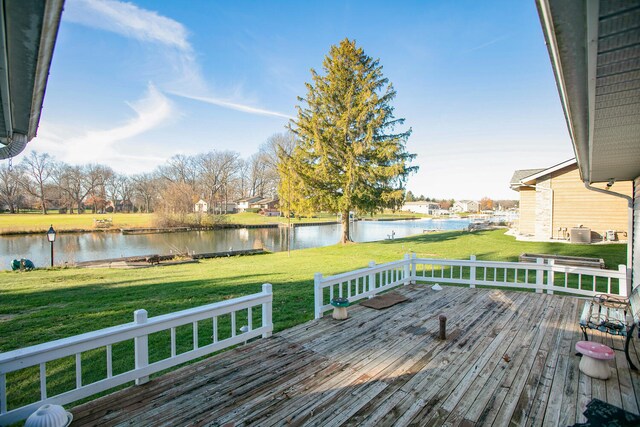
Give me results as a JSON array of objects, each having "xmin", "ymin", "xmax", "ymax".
[{"xmin": 0, "ymin": 217, "xmax": 429, "ymax": 236}]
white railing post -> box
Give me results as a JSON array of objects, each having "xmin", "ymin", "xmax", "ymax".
[
  {"xmin": 1, "ymin": 372, "xmax": 6, "ymax": 415},
  {"xmin": 314, "ymin": 272, "xmax": 323, "ymax": 319},
  {"xmin": 262, "ymin": 283, "xmax": 273, "ymax": 337},
  {"xmin": 469, "ymin": 255, "xmax": 476, "ymax": 288},
  {"xmin": 546, "ymin": 260, "xmax": 555, "ymax": 295},
  {"xmin": 410, "ymin": 253, "xmax": 417, "ymax": 284},
  {"xmin": 403, "ymin": 254, "xmax": 410, "ymax": 285},
  {"xmin": 535, "ymin": 258, "xmax": 544, "ymax": 294},
  {"xmin": 133, "ymin": 309, "xmax": 149, "ymax": 385},
  {"xmin": 619, "ymin": 265, "xmax": 629, "ymax": 297},
  {"xmin": 368, "ymin": 261, "xmax": 376, "ymax": 297}
]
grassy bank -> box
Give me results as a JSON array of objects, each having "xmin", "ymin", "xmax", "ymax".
[
  {"xmin": 0, "ymin": 211, "xmax": 424, "ymax": 234},
  {"xmin": 0, "ymin": 213, "xmax": 155, "ymax": 234},
  {"xmin": 0, "ymin": 230, "xmax": 626, "ymax": 411}
]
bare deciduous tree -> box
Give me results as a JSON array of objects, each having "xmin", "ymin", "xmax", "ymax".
[
  {"xmin": 0, "ymin": 164, "xmax": 26, "ymax": 213},
  {"xmin": 20, "ymin": 151, "xmax": 53, "ymax": 214},
  {"xmin": 131, "ymin": 173, "xmax": 159, "ymax": 213}
]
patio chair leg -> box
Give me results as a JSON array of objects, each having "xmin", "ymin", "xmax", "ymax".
[
  {"xmin": 581, "ymin": 326, "xmax": 589, "ymax": 341},
  {"xmin": 625, "ymin": 324, "xmax": 638, "ymax": 371}
]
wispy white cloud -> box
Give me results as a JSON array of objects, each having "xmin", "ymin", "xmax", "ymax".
[
  {"xmin": 64, "ymin": 0, "xmax": 287, "ymax": 119},
  {"xmin": 65, "ymin": 0, "xmax": 190, "ymax": 50},
  {"xmin": 170, "ymin": 91, "xmax": 294, "ymax": 120},
  {"xmin": 33, "ymin": 84, "xmax": 174, "ymax": 166},
  {"xmin": 464, "ymin": 34, "xmax": 511, "ymax": 53},
  {"xmin": 64, "ymin": 0, "xmax": 206, "ymax": 94}
]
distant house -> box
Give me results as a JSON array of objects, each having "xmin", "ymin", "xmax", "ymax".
[
  {"xmin": 194, "ymin": 199, "xmax": 208, "ymax": 213},
  {"xmin": 510, "ymin": 159, "xmax": 632, "ymax": 241},
  {"xmin": 452, "ymin": 200, "xmax": 479, "ymax": 213},
  {"xmin": 216, "ymin": 202, "xmax": 237, "ymax": 214},
  {"xmin": 236, "ymin": 196, "xmax": 264, "ymax": 212},
  {"xmin": 401, "ymin": 201, "xmax": 440, "ymax": 215},
  {"xmin": 251, "ymin": 197, "xmax": 279, "ymax": 210},
  {"xmin": 105, "ymin": 200, "xmax": 134, "ymax": 213}
]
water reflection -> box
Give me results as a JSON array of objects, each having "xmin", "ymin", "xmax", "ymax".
[{"xmin": 0, "ymin": 219, "xmax": 469, "ymax": 270}]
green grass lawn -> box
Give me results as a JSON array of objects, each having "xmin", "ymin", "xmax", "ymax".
[
  {"xmin": 0, "ymin": 229, "xmax": 627, "ymax": 411},
  {"xmin": 0, "ymin": 213, "xmax": 155, "ymax": 234},
  {"xmin": 1, "ymin": 229, "xmax": 626, "ymax": 351},
  {"xmin": 0, "ymin": 211, "xmax": 424, "ymax": 234},
  {"xmin": 223, "ymin": 211, "xmax": 338, "ymax": 224}
]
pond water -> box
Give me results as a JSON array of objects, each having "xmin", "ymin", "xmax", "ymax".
[{"xmin": 0, "ymin": 218, "xmax": 470, "ymax": 270}]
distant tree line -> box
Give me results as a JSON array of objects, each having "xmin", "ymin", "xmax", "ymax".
[{"xmin": 0, "ymin": 132, "xmax": 295, "ymax": 216}]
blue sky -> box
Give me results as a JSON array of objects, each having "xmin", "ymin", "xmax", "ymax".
[{"xmin": 26, "ymin": 0, "xmax": 574, "ymax": 200}]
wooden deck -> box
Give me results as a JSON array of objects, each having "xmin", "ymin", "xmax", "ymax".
[{"xmin": 71, "ymin": 285, "xmax": 640, "ymax": 426}]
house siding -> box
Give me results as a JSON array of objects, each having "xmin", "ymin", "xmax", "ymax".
[
  {"xmin": 519, "ymin": 187, "xmax": 536, "ymax": 235},
  {"xmin": 634, "ymin": 177, "xmax": 640, "ymax": 290},
  {"xmin": 550, "ymin": 166, "xmax": 632, "ymax": 240}
]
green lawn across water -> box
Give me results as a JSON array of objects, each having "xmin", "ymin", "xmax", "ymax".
[
  {"xmin": 0, "ymin": 212, "xmax": 155, "ymax": 234},
  {"xmin": 0, "ymin": 212, "xmax": 338, "ymax": 234},
  {"xmin": 0, "ymin": 211, "xmax": 427, "ymax": 234},
  {"xmin": 0, "ymin": 229, "xmax": 627, "ymax": 412}
]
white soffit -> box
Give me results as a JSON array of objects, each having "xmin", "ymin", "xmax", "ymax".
[
  {"xmin": 591, "ymin": 1, "xmax": 640, "ymax": 182},
  {"xmin": 538, "ymin": 0, "xmax": 640, "ymax": 183}
]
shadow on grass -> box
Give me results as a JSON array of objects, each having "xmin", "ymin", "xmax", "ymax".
[
  {"xmin": 536, "ymin": 241, "xmax": 627, "ymax": 269},
  {"xmin": 378, "ymin": 230, "xmax": 473, "ymax": 245}
]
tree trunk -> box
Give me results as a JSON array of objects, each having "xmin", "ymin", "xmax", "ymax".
[
  {"xmin": 340, "ymin": 210, "xmax": 352, "ymax": 244},
  {"xmin": 40, "ymin": 183, "xmax": 47, "ymax": 214}
]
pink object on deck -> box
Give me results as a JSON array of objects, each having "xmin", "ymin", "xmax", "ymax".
[{"xmin": 575, "ymin": 341, "xmax": 614, "ymax": 360}]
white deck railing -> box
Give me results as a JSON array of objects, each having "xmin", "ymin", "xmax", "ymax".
[
  {"xmin": 0, "ymin": 284, "xmax": 273, "ymax": 425},
  {"xmin": 314, "ymin": 254, "xmax": 627, "ymax": 318}
]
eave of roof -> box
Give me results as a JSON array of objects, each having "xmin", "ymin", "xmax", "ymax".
[
  {"xmin": 0, "ymin": 0, "xmax": 64, "ymax": 159},
  {"xmin": 536, "ymin": 0, "xmax": 640, "ymax": 183},
  {"xmin": 520, "ymin": 159, "xmax": 576, "ymax": 185},
  {"xmin": 510, "ymin": 159, "xmax": 576, "ymax": 190}
]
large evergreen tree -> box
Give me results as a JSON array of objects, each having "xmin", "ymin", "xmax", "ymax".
[{"xmin": 283, "ymin": 38, "xmax": 417, "ymax": 243}]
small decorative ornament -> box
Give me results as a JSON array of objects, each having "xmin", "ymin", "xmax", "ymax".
[
  {"xmin": 25, "ymin": 404, "xmax": 73, "ymax": 427},
  {"xmin": 330, "ymin": 298, "xmax": 350, "ymax": 308},
  {"xmin": 330, "ymin": 298, "xmax": 350, "ymax": 320},
  {"xmin": 432, "ymin": 284, "xmax": 443, "ymax": 291}
]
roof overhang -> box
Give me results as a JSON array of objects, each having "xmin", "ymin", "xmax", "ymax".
[
  {"xmin": 0, "ymin": 0, "xmax": 64, "ymax": 160},
  {"xmin": 536, "ymin": 0, "xmax": 640, "ymax": 183},
  {"xmin": 520, "ymin": 158, "xmax": 576, "ymax": 185}
]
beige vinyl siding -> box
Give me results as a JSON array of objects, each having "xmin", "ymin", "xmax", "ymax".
[
  {"xmin": 551, "ymin": 165, "xmax": 632, "ymax": 239},
  {"xmin": 518, "ymin": 187, "xmax": 536, "ymax": 235}
]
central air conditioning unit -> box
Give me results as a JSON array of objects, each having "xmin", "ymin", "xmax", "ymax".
[{"xmin": 570, "ymin": 227, "xmax": 591, "ymax": 244}]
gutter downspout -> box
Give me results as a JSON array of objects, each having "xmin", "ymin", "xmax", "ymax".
[
  {"xmin": 0, "ymin": 133, "xmax": 27, "ymax": 159},
  {"xmin": 584, "ymin": 182, "xmax": 633, "ymax": 294}
]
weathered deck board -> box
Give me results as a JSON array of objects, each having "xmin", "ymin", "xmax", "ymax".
[{"xmin": 70, "ymin": 286, "xmax": 640, "ymax": 426}]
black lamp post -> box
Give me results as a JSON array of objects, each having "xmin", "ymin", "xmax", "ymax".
[{"xmin": 46, "ymin": 225, "xmax": 56, "ymax": 267}]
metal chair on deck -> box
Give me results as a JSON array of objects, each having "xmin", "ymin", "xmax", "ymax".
[{"xmin": 579, "ymin": 286, "xmax": 640, "ymax": 370}]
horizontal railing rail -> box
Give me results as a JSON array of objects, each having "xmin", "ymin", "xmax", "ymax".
[
  {"xmin": 314, "ymin": 254, "xmax": 627, "ymax": 318},
  {"xmin": 0, "ymin": 284, "xmax": 273, "ymax": 425},
  {"xmin": 314, "ymin": 255, "xmax": 412, "ymax": 318}
]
